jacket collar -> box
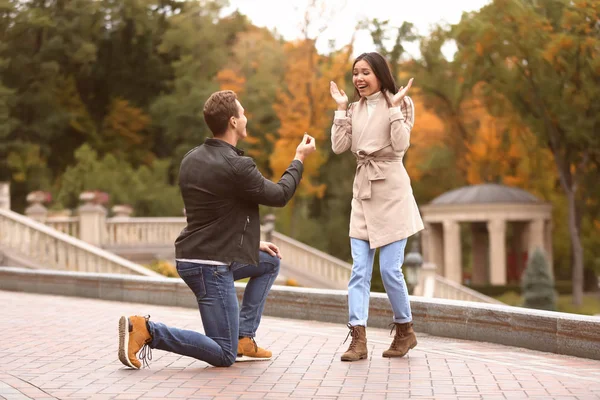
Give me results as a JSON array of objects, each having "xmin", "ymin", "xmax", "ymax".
[{"xmin": 204, "ymin": 138, "xmax": 245, "ymax": 156}]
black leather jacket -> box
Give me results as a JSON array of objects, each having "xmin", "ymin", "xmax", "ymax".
[{"xmin": 175, "ymin": 138, "xmax": 303, "ymax": 265}]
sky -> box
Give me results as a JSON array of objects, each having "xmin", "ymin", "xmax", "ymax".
[{"xmin": 221, "ymin": 0, "xmax": 491, "ymax": 59}]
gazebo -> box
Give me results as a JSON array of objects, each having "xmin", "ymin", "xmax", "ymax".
[{"xmin": 420, "ymin": 184, "xmax": 553, "ymax": 286}]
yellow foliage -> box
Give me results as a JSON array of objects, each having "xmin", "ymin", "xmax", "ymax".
[
  {"xmin": 404, "ymin": 91, "xmax": 446, "ymax": 181},
  {"xmin": 103, "ymin": 98, "xmax": 150, "ymax": 145},
  {"xmin": 217, "ymin": 68, "xmax": 246, "ymax": 95},
  {"xmin": 271, "ymin": 40, "xmax": 353, "ymax": 199},
  {"xmin": 146, "ymin": 260, "xmax": 178, "ymax": 278},
  {"xmin": 475, "ymin": 42, "xmax": 484, "ymax": 56},
  {"xmin": 460, "ymin": 90, "xmax": 557, "ymax": 194}
]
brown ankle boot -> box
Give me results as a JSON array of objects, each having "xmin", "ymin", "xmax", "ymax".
[
  {"xmin": 118, "ymin": 315, "xmax": 153, "ymax": 369},
  {"xmin": 237, "ymin": 337, "xmax": 272, "ymax": 361},
  {"xmin": 382, "ymin": 322, "xmax": 417, "ymax": 358},
  {"xmin": 341, "ymin": 324, "xmax": 368, "ymax": 361}
]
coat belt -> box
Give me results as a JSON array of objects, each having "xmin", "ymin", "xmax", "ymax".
[{"xmin": 355, "ymin": 152, "xmax": 402, "ymax": 200}]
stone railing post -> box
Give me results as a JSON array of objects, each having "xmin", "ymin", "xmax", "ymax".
[
  {"xmin": 78, "ymin": 191, "xmax": 107, "ymax": 246},
  {"xmin": 415, "ymin": 262, "xmax": 437, "ymax": 298},
  {"xmin": 25, "ymin": 191, "xmax": 49, "ymax": 223},
  {"xmin": 0, "ymin": 182, "xmax": 10, "ymax": 210},
  {"xmin": 261, "ymin": 214, "xmax": 276, "ymax": 242}
]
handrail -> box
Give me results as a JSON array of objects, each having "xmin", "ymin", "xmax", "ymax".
[
  {"xmin": 433, "ymin": 274, "xmax": 503, "ymax": 304},
  {"xmin": 0, "ymin": 209, "xmax": 160, "ymax": 276}
]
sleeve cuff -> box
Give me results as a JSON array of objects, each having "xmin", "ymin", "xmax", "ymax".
[{"xmin": 334, "ymin": 110, "xmax": 347, "ymax": 119}]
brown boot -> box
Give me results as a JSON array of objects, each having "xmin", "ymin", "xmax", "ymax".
[
  {"xmin": 118, "ymin": 315, "xmax": 153, "ymax": 369},
  {"xmin": 236, "ymin": 337, "xmax": 272, "ymax": 361},
  {"xmin": 341, "ymin": 324, "xmax": 368, "ymax": 361},
  {"xmin": 382, "ymin": 322, "xmax": 417, "ymax": 358}
]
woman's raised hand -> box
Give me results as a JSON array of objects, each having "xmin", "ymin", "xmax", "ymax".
[
  {"xmin": 392, "ymin": 78, "xmax": 414, "ymax": 107},
  {"xmin": 330, "ymin": 81, "xmax": 348, "ymax": 110}
]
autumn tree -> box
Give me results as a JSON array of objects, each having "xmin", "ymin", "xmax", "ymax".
[
  {"xmin": 217, "ymin": 26, "xmax": 286, "ymax": 175},
  {"xmin": 270, "ymin": 0, "xmax": 354, "ymax": 235},
  {"xmin": 453, "ymin": 0, "xmax": 600, "ymax": 305}
]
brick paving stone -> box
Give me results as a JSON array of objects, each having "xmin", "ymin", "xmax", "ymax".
[{"xmin": 1, "ymin": 290, "xmax": 600, "ymax": 399}]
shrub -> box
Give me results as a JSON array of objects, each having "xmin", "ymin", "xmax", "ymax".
[{"xmin": 521, "ymin": 248, "xmax": 557, "ymax": 311}]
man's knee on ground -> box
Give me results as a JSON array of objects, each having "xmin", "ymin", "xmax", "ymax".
[{"xmin": 215, "ymin": 351, "xmax": 236, "ymax": 367}]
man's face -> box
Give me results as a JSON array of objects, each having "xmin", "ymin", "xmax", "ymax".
[{"xmin": 232, "ymin": 100, "xmax": 248, "ymax": 140}]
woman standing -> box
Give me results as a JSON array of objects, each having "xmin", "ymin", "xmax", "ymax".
[{"xmin": 330, "ymin": 52, "xmax": 424, "ymax": 361}]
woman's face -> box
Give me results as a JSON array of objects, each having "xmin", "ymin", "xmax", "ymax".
[{"xmin": 352, "ymin": 60, "xmax": 381, "ymax": 97}]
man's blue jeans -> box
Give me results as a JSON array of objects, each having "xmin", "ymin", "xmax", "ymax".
[
  {"xmin": 146, "ymin": 251, "xmax": 280, "ymax": 367},
  {"xmin": 348, "ymin": 238, "xmax": 412, "ymax": 327}
]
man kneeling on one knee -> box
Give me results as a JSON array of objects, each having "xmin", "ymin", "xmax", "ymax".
[{"xmin": 118, "ymin": 90, "xmax": 316, "ymax": 368}]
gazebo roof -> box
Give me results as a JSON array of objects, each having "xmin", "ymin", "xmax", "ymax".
[{"xmin": 430, "ymin": 183, "xmax": 541, "ymax": 205}]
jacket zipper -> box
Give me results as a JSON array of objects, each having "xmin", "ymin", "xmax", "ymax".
[{"xmin": 239, "ymin": 216, "xmax": 249, "ymax": 247}]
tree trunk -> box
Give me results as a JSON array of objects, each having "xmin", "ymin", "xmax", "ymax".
[
  {"xmin": 565, "ymin": 189, "xmax": 585, "ymax": 306},
  {"xmin": 554, "ymin": 159, "xmax": 584, "ymax": 306}
]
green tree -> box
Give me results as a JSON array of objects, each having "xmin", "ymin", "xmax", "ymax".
[
  {"xmin": 150, "ymin": 3, "xmax": 249, "ymax": 163},
  {"xmin": 364, "ymin": 19, "xmax": 419, "ymax": 77},
  {"xmin": 521, "ymin": 248, "xmax": 557, "ymax": 311},
  {"xmin": 56, "ymin": 144, "xmax": 182, "ymax": 216}
]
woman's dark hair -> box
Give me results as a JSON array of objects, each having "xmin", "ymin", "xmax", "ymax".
[{"xmin": 352, "ymin": 52, "xmax": 398, "ymax": 107}]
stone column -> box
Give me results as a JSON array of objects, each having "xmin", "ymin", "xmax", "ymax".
[
  {"xmin": 528, "ymin": 218, "xmax": 545, "ymax": 256},
  {"xmin": 424, "ymin": 222, "xmax": 444, "ymax": 276},
  {"xmin": 471, "ymin": 222, "xmax": 488, "ymax": 285},
  {"xmin": 421, "ymin": 222, "xmax": 431, "ymax": 262},
  {"xmin": 487, "ymin": 218, "xmax": 507, "ymax": 285},
  {"xmin": 25, "ymin": 191, "xmax": 48, "ymax": 223},
  {"xmin": 443, "ymin": 220, "xmax": 462, "ymax": 283},
  {"xmin": 78, "ymin": 192, "xmax": 107, "ymax": 246},
  {"xmin": 544, "ymin": 219, "xmax": 554, "ymax": 278},
  {"xmin": 0, "ymin": 182, "xmax": 10, "ymax": 210}
]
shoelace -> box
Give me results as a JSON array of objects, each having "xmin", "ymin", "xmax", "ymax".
[
  {"xmin": 138, "ymin": 343, "xmax": 153, "ymax": 369},
  {"xmin": 388, "ymin": 323, "xmax": 404, "ymax": 348},
  {"xmin": 250, "ymin": 337, "xmax": 258, "ymax": 353},
  {"xmin": 343, "ymin": 324, "xmax": 359, "ymax": 350},
  {"xmin": 138, "ymin": 315, "xmax": 153, "ymax": 368}
]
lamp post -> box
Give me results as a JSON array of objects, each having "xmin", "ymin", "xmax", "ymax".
[{"xmin": 404, "ymin": 234, "xmax": 423, "ymax": 295}]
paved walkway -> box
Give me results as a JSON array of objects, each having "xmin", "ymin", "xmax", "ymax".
[{"xmin": 0, "ymin": 290, "xmax": 599, "ymax": 400}]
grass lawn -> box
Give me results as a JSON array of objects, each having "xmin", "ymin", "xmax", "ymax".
[{"xmin": 495, "ymin": 291, "xmax": 600, "ymax": 316}]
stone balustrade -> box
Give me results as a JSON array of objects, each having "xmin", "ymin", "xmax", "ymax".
[
  {"xmin": 105, "ymin": 217, "xmax": 186, "ymax": 247},
  {"xmin": 11, "ymin": 187, "xmax": 503, "ymax": 302},
  {"xmin": 46, "ymin": 216, "xmax": 80, "ymax": 237},
  {"xmin": 433, "ymin": 273, "xmax": 504, "ymax": 304},
  {"xmin": 270, "ymin": 231, "xmax": 352, "ymax": 290},
  {"xmin": 0, "ymin": 208, "xmax": 161, "ymax": 277}
]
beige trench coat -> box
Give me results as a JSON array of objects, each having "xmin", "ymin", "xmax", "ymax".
[{"xmin": 331, "ymin": 93, "xmax": 424, "ymax": 249}]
